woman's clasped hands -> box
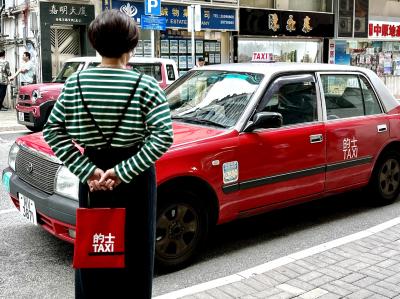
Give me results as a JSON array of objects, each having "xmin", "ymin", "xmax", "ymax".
[{"xmin": 87, "ymin": 168, "xmax": 122, "ymax": 192}]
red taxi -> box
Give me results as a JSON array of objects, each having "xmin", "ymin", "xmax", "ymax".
[
  {"xmin": 15, "ymin": 56, "xmax": 178, "ymax": 132},
  {"xmin": 3, "ymin": 63, "xmax": 400, "ymax": 270}
]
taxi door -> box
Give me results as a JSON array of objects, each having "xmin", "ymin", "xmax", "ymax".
[
  {"xmin": 318, "ymin": 72, "xmax": 390, "ymax": 191},
  {"xmin": 236, "ymin": 74, "xmax": 326, "ymax": 214}
]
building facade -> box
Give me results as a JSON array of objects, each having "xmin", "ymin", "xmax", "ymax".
[
  {"xmin": 0, "ymin": 0, "xmax": 100, "ymax": 108},
  {"xmin": 102, "ymin": 0, "xmax": 238, "ymax": 76},
  {"xmin": 330, "ymin": 0, "xmax": 400, "ymax": 98}
]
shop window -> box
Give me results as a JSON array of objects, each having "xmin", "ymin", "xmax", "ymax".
[
  {"xmin": 238, "ymin": 39, "xmax": 321, "ymax": 63},
  {"xmin": 320, "ymin": 74, "xmax": 371, "ymax": 119},
  {"xmin": 261, "ymin": 80, "xmax": 318, "ymax": 126}
]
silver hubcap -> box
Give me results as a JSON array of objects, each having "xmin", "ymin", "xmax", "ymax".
[
  {"xmin": 379, "ymin": 158, "xmax": 400, "ymax": 196},
  {"xmin": 156, "ymin": 204, "xmax": 199, "ymax": 259}
]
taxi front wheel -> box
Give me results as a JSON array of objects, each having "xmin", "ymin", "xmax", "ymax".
[
  {"xmin": 368, "ymin": 150, "xmax": 400, "ymax": 205},
  {"xmin": 155, "ymin": 191, "xmax": 209, "ymax": 271}
]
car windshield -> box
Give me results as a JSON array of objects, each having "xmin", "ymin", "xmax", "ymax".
[
  {"xmin": 167, "ymin": 70, "xmax": 264, "ymax": 128},
  {"xmin": 53, "ymin": 62, "xmax": 85, "ymax": 83}
]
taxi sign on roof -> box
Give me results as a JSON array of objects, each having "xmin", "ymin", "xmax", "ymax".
[{"xmin": 252, "ymin": 52, "xmax": 273, "ymax": 62}]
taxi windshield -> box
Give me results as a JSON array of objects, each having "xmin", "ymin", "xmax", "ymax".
[
  {"xmin": 53, "ymin": 62, "xmax": 85, "ymax": 83},
  {"xmin": 167, "ymin": 70, "xmax": 264, "ymax": 128}
]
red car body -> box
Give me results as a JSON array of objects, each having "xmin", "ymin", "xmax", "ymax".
[{"xmin": 5, "ymin": 63, "xmax": 400, "ymax": 270}]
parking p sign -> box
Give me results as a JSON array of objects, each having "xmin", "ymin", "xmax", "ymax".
[{"xmin": 145, "ymin": 0, "xmax": 161, "ymax": 16}]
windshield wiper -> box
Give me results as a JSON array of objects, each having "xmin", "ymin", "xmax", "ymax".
[{"xmin": 172, "ymin": 116, "xmax": 227, "ymax": 128}]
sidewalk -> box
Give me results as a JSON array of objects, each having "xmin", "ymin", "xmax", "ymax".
[
  {"xmin": 0, "ymin": 109, "xmax": 26, "ymax": 132},
  {"xmin": 157, "ymin": 218, "xmax": 400, "ymax": 299}
]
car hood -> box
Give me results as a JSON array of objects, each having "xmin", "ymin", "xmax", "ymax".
[
  {"xmin": 17, "ymin": 122, "xmax": 231, "ymax": 157},
  {"xmin": 19, "ymin": 83, "xmax": 64, "ymax": 94}
]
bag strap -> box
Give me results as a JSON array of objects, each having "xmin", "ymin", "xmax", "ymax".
[{"xmin": 77, "ymin": 72, "xmax": 143, "ymax": 147}]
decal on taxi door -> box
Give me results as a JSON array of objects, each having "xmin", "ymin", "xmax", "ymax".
[
  {"xmin": 223, "ymin": 161, "xmax": 239, "ymax": 184},
  {"xmin": 343, "ymin": 137, "xmax": 358, "ymax": 160}
]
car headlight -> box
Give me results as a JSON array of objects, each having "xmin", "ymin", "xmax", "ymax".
[
  {"xmin": 55, "ymin": 166, "xmax": 79, "ymax": 201},
  {"xmin": 8, "ymin": 143, "xmax": 20, "ymax": 171},
  {"xmin": 31, "ymin": 90, "xmax": 41, "ymax": 104}
]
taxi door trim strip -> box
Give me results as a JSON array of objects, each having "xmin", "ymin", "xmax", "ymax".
[{"xmin": 222, "ymin": 155, "xmax": 373, "ymax": 194}]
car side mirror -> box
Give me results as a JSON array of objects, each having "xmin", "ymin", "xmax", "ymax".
[{"xmin": 244, "ymin": 112, "xmax": 283, "ymax": 132}]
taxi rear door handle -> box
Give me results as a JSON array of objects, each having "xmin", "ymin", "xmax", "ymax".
[
  {"xmin": 377, "ymin": 124, "xmax": 387, "ymax": 133},
  {"xmin": 310, "ymin": 134, "xmax": 323, "ymax": 143}
]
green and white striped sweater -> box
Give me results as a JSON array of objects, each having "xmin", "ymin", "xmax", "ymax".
[{"xmin": 43, "ymin": 67, "xmax": 173, "ymax": 183}]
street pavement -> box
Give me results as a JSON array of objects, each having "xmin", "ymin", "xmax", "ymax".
[
  {"xmin": 2, "ymin": 108, "xmax": 400, "ymax": 299},
  {"xmin": 0, "ymin": 108, "xmax": 26, "ymax": 132},
  {"xmin": 159, "ymin": 219, "xmax": 400, "ymax": 299}
]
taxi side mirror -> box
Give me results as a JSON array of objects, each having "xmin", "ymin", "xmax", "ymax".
[{"xmin": 244, "ymin": 112, "xmax": 283, "ymax": 132}]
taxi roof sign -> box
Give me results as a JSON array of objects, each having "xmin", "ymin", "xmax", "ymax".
[{"xmin": 252, "ymin": 52, "xmax": 274, "ymax": 62}]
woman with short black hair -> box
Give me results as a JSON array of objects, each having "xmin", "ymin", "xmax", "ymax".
[{"xmin": 43, "ymin": 9, "xmax": 173, "ymax": 298}]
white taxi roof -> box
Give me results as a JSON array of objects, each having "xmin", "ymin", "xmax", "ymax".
[
  {"xmin": 65, "ymin": 56, "xmax": 176, "ymax": 65},
  {"xmin": 199, "ymin": 62, "xmax": 399, "ymax": 112}
]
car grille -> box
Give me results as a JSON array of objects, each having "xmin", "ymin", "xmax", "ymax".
[
  {"xmin": 18, "ymin": 102, "xmax": 32, "ymax": 107},
  {"xmin": 19, "ymin": 94, "xmax": 31, "ymax": 101},
  {"xmin": 15, "ymin": 149, "xmax": 60, "ymax": 194}
]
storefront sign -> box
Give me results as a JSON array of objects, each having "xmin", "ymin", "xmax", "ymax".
[
  {"xmin": 369, "ymin": 21, "xmax": 400, "ymax": 40},
  {"xmin": 40, "ymin": 2, "xmax": 94, "ymax": 25},
  {"xmin": 252, "ymin": 52, "xmax": 273, "ymax": 62},
  {"xmin": 102, "ymin": 1, "xmax": 236, "ymax": 31},
  {"xmin": 240, "ymin": 8, "xmax": 334, "ymax": 37},
  {"xmin": 141, "ymin": 15, "xmax": 166, "ymax": 30},
  {"xmin": 328, "ymin": 39, "xmax": 335, "ymax": 64}
]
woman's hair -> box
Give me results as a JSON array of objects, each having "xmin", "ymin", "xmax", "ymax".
[
  {"xmin": 88, "ymin": 10, "xmax": 139, "ymax": 58},
  {"xmin": 0, "ymin": 50, "xmax": 5, "ymax": 57}
]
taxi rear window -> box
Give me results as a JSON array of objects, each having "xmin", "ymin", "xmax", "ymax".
[{"xmin": 127, "ymin": 63, "xmax": 162, "ymax": 82}]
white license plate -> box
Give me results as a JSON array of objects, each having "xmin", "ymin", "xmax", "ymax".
[
  {"xmin": 18, "ymin": 112, "xmax": 24, "ymax": 122},
  {"xmin": 18, "ymin": 193, "xmax": 37, "ymax": 225}
]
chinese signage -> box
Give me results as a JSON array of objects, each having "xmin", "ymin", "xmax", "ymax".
[
  {"xmin": 343, "ymin": 137, "xmax": 358, "ymax": 160},
  {"xmin": 102, "ymin": 1, "xmax": 236, "ymax": 31},
  {"xmin": 239, "ymin": 8, "xmax": 334, "ymax": 38},
  {"xmin": 40, "ymin": 2, "xmax": 94, "ymax": 25},
  {"xmin": 369, "ymin": 21, "xmax": 400, "ymax": 40}
]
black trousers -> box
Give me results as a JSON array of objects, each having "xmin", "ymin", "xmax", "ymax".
[
  {"xmin": 75, "ymin": 146, "xmax": 157, "ymax": 299},
  {"xmin": 0, "ymin": 84, "xmax": 7, "ymax": 107}
]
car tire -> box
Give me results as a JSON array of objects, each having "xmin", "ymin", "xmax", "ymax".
[
  {"xmin": 368, "ymin": 150, "xmax": 400, "ymax": 205},
  {"xmin": 155, "ymin": 190, "xmax": 209, "ymax": 271},
  {"xmin": 26, "ymin": 125, "xmax": 42, "ymax": 132}
]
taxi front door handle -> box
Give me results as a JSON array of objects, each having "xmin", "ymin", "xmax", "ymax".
[
  {"xmin": 310, "ymin": 134, "xmax": 323, "ymax": 144},
  {"xmin": 377, "ymin": 124, "xmax": 387, "ymax": 133}
]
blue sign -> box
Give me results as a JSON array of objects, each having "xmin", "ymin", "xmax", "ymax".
[
  {"xmin": 141, "ymin": 15, "xmax": 166, "ymax": 30},
  {"xmin": 102, "ymin": 1, "xmax": 236, "ymax": 31},
  {"xmin": 145, "ymin": 0, "xmax": 161, "ymax": 16},
  {"xmin": 335, "ymin": 40, "xmax": 350, "ymax": 65}
]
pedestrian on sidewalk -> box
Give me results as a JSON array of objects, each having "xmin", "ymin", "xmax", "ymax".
[
  {"xmin": 0, "ymin": 49, "xmax": 11, "ymax": 111},
  {"xmin": 43, "ymin": 9, "xmax": 173, "ymax": 299},
  {"xmin": 9, "ymin": 51, "xmax": 35, "ymax": 86},
  {"xmin": 193, "ymin": 56, "xmax": 205, "ymax": 68}
]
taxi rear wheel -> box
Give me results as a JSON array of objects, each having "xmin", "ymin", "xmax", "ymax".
[
  {"xmin": 155, "ymin": 191, "xmax": 208, "ymax": 270},
  {"xmin": 368, "ymin": 150, "xmax": 400, "ymax": 205}
]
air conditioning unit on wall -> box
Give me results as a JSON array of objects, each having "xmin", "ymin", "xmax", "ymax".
[
  {"xmin": 354, "ymin": 17, "xmax": 366, "ymax": 33},
  {"xmin": 339, "ymin": 0, "xmax": 352, "ymax": 11},
  {"xmin": 339, "ymin": 16, "xmax": 352, "ymax": 32}
]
